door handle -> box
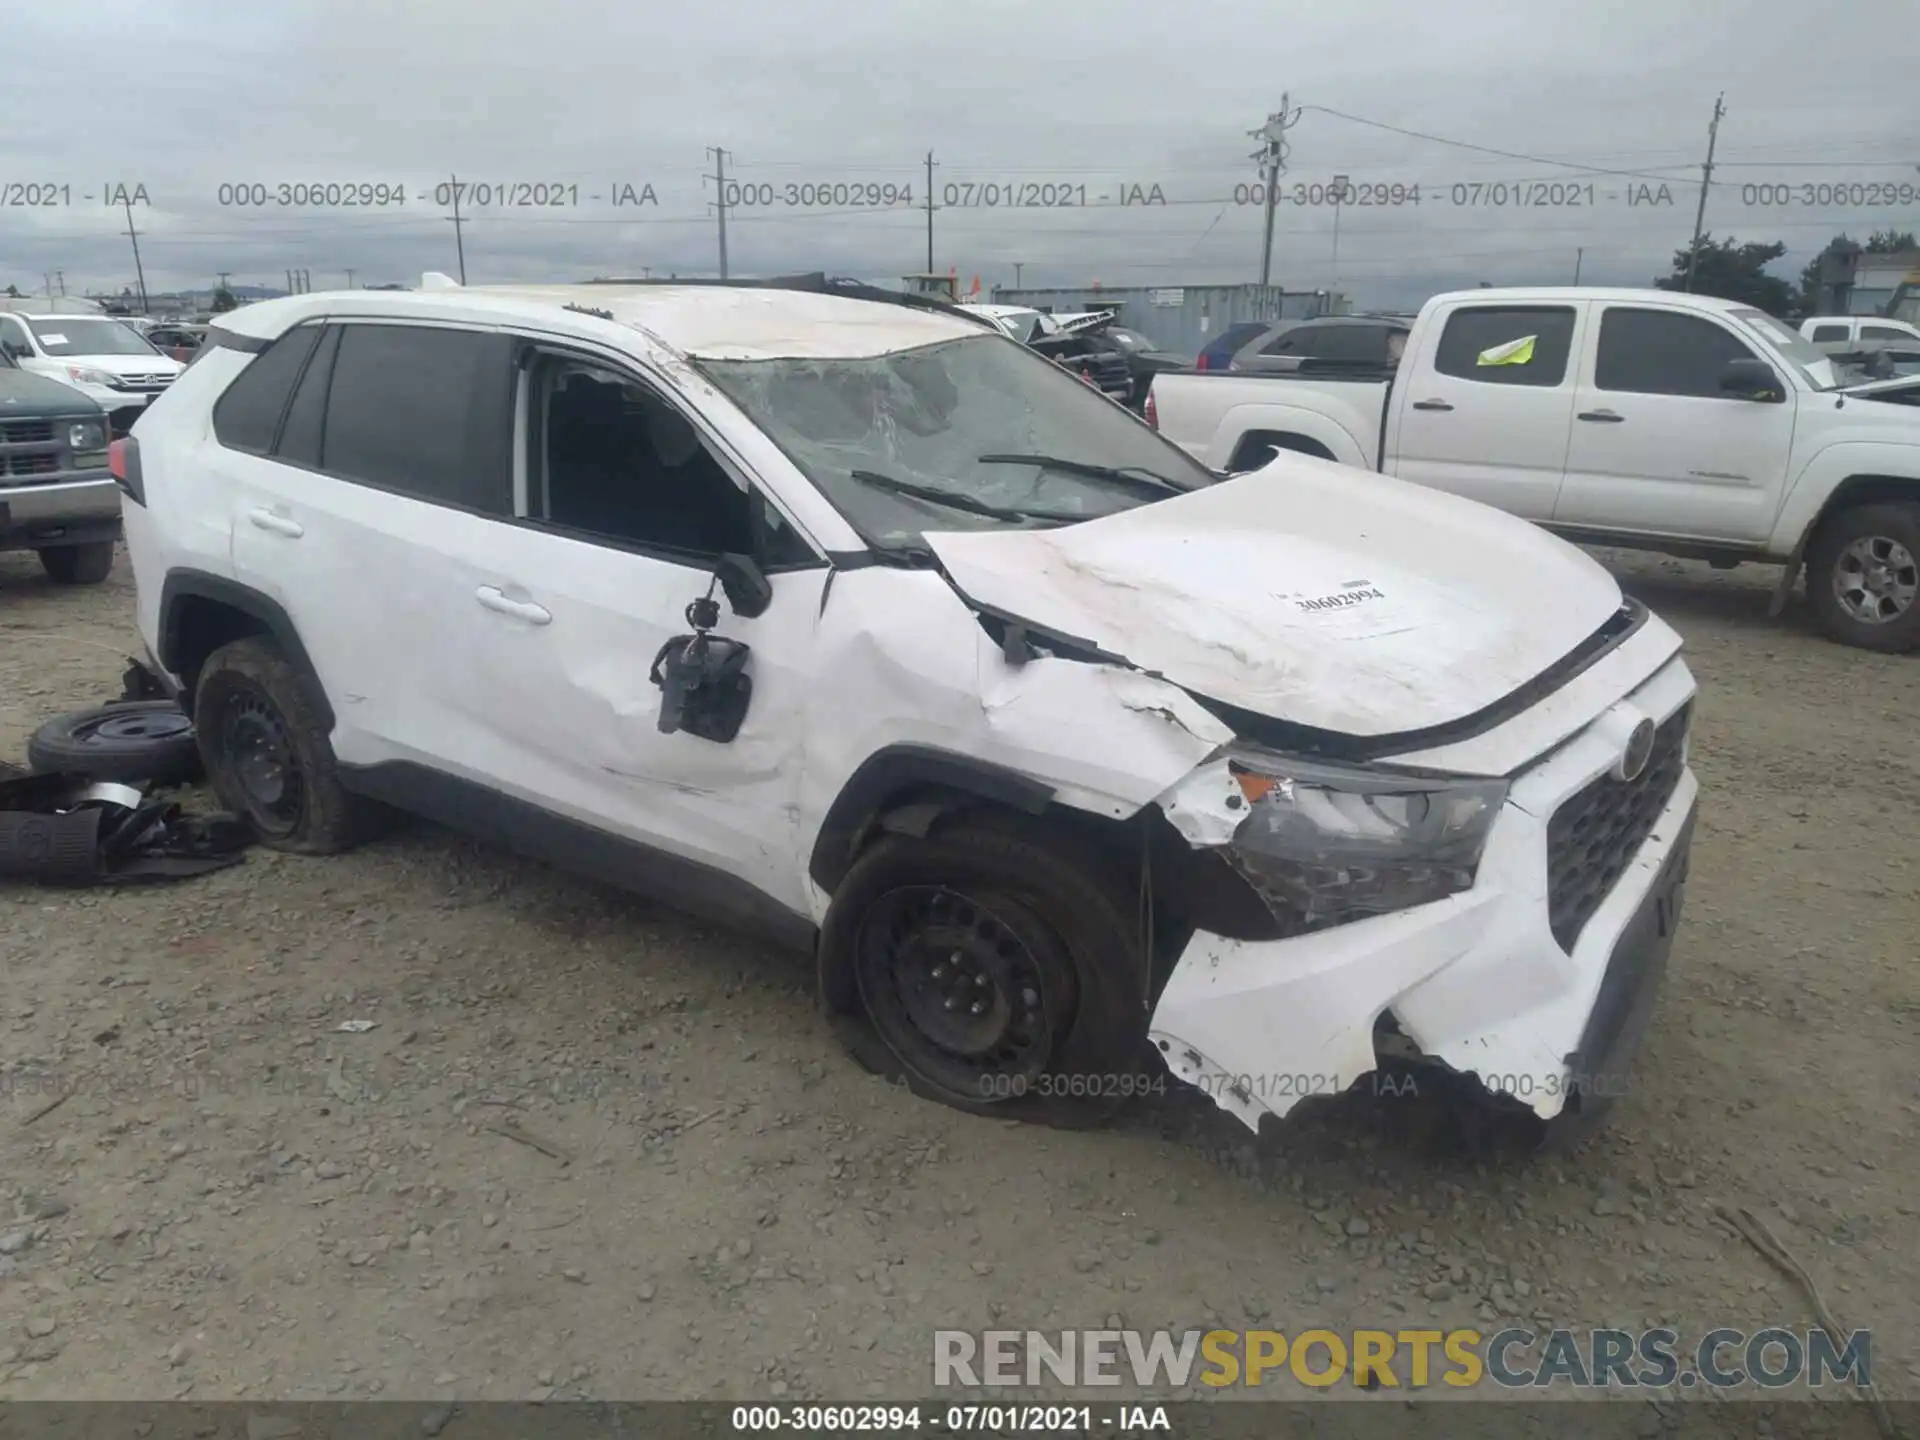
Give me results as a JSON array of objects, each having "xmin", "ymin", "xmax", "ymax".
[
  {"xmin": 1411, "ymin": 399, "xmax": 1454, "ymax": 412},
  {"xmin": 1577, "ymin": 409, "xmax": 1625, "ymax": 423},
  {"xmin": 247, "ymin": 507, "xmax": 304, "ymax": 537},
  {"xmin": 475, "ymin": 586, "xmax": 552, "ymax": 625}
]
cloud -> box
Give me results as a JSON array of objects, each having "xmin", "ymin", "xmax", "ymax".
[{"xmin": 4, "ymin": 0, "xmax": 1914, "ymax": 307}]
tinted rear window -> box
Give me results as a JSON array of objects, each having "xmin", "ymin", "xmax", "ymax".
[
  {"xmin": 320, "ymin": 324, "xmax": 514, "ymax": 512},
  {"xmin": 211, "ymin": 324, "xmax": 323, "ymax": 455}
]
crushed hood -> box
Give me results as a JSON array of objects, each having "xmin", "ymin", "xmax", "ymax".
[{"xmin": 923, "ymin": 454, "xmax": 1626, "ymax": 739}]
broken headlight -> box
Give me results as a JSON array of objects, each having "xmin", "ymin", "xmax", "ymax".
[{"xmin": 1222, "ymin": 752, "xmax": 1507, "ymax": 932}]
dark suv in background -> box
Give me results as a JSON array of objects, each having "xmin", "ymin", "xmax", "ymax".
[{"xmin": 0, "ymin": 347, "xmax": 119, "ymax": 584}]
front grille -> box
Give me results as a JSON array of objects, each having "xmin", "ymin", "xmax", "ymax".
[
  {"xmin": 116, "ymin": 376, "xmax": 172, "ymax": 393},
  {"xmin": 0, "ymin": 419, "xmax": 55, "ymax": 444},
  {"xmin": 1, "ymin": 452, "xmax": 60, "ymax": 477},
  {"xmin": 1546, "ymin": 703, "xmax": 1690, "ymax": 951}
]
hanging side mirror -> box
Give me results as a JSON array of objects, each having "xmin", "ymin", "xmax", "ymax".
[{"xmin": 716, "ymin": 552, "xmax": 772, "ymax": 618}]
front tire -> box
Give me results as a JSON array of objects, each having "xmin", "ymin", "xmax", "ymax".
[
  {"xmin": 819, "ymin": 815, "xmax": 1150, "ymax": 1128},
  {"xmin": 192, "ymin": 637, "xmax": 385, "ymax": 853},
  {"xmin": 38, "ymin": 541, "xmax": 115, "ymax": 585},
  {"xmin": 1806, "ymin": 502, "xmax": 1920, "ymax": 652}
]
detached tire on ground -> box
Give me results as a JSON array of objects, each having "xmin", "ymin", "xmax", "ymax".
[
  {"xmin": 818, "ymin": 813, "xmax": 1151, "ymax": 1129},
  {"xmin": 1805, "ymin": 502, "xmax": 1920, "ymax": 653},
  {"xmin": 27, "ymin": 701, "xmax": 202, "ymax": 786},
  {"xmin": 38, "ymin": 541, "xmax": 116, "ymax": 586},
  {"xmin": 192, "ymin": 636, "xmax": 385, "ymax": 854}
]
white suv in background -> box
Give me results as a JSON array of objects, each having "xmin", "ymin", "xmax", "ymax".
[
  {"xmin": 0, "ymin": 311, "xmax": 185, "ymax": 435},
  {"xmin": 117, "ymin": 273, "xmax": 1699, "ymax": 1149}
]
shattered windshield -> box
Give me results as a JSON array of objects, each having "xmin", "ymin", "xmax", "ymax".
[{"xmin": 697, "ymin": 333, "xmax": 1212, "ymax": 549}]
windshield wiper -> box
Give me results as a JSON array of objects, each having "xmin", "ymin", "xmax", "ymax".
[
  {"xmin": 846, "ymin": 469, "xmax": 1086, "ymax": 523},
  {"xmin": 975, "ymin": 453, "xmax": 1185, "ymax": 495}
]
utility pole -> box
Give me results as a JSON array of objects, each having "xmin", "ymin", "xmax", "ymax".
[
  {"xmin": 923, "ymin": 151, "xmax": 938, "ymax": 273},
  {"xmin": 122, "ymin": 191, "xmax": 150, "ymax": 313},
  {"xmin": 446, "ymin": 174, "xmax": 469, "ymax": 285},
  {"xmin": 285, "ymin": 269, "xmax": 294, "ymax": 296},
  {"xmin": 706, "ymin": 148, "xmax": 731, "ymax": 279},
  {"xmin": 345, "ymin": 268, "xmax": 356, "ymax": 289},
  {"xmin": 1329, "ymin": 172, "xmax": 1349, "ymax": 298},
  {"xmin": 1573, "ymin": 247, "xmax": 1584, "ymax": 284},
  {"xmin": 1249, "ymin": 95, "xmax": 1301, "ymax": 287},
  {"xmin": 1683, "ymin": 93, "xmax": 1726, "ymax": 293},
  {"xmin": 43, "ymin": 273, "xmax": 53, "ymax": 298},
  {"xmin": 55, "ymin": 270, "xmax": 65, "ymax": 296},
  {"xmin": 1013, "ymin": 261, "xmax": 1023, "ymax": 288}
]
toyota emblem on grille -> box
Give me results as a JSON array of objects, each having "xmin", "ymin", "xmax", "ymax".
[{"xmin": 1614, "ymin": 717, "xmax": 1657, "ymax": 782}]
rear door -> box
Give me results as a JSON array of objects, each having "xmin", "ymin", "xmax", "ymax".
[
  {"xmin": 1384, "ymin": 301, "xmax": 1583, "ymax": 519},
  {"xmin": 225, "ymin": 318, "xmax": 520, "ymax": 768},
  {"xmin": 1554, "ymin": 303, "xmax": 1796, "ymax": 542}
]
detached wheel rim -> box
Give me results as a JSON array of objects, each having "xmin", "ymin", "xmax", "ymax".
[
  {"xmin": 214, "ymin": 685, "xmax": 304, "ymax": 835},
  {"xmin": 70, "ymin": 707, "xmax": 194, "ymax": 748},
  {"xmin": 1833, "ymin": 535, "xmax": 1918, "ymax": 624},
  {"xmin": 853, "ymin": 886, "xmax": 1070, "ymax": 1100}
]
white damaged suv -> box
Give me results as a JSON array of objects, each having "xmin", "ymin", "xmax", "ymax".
[{"xmin": 118, "ymin": 273, "xmax": 1699, "ymax": 1145}]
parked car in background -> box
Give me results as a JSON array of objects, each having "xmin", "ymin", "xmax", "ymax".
[
  {"xmin": 1227, "ymin": 315, "xmax": 1412, "ymax": 374},
  {"xmin": 0, "ymin": 312, "xmax": 185, "ymax": 435},
  {"xmin": 961, "ymin": 303, "xmax": 1133, "ymax": 405},
  {"xmin": 0, "ymin": 339, "xmax": 120, "ymax": 584},
  {"xmin": 1800, "ymin": 315, "xmax": 1920, "ymax": 352},
  {"xmin": 147, "ymin": 324, "xmax": 210, "ymax": 363},
  {"xmin": 1099, "ymin": 325, "xmax": 1189, "ymax": 409},
  {"xmin": 1193, "ymin": 321, "xmax": 1270, "ymax": 372},
  {"xmin": 1148, "ymin": 286, "xmax": 1920, "ymax": 652}
]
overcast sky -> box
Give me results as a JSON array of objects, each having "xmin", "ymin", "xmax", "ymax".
[{"xmin": 4, "ymin": 0, "xmax": 1916, "ymax": 311}]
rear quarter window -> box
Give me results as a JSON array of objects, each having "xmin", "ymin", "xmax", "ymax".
[{"xmin": 211, "ymin": 325, "xmax": 323, "ymax": 454}]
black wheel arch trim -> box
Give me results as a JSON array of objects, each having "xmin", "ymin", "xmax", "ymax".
[
  {"xmin": 157, "ymin": 568, "xmax": 332, "ymax": 728},
  {"xmin": 806, "ymin": 744, "xmax": 1056, "ymax": 894}
]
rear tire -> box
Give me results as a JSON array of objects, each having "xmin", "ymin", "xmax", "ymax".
[
  {"xmin": 38, "ymin": 541, "xmax": 115, "ymax": 585},
  {"xmin": 1805, "ymin": 502, "xmax": 1920, "ymax": 652},
  {"xmin": 192, "ymin": 637, "xmax": 386, "ymax": 853},
  {"xmin": 819, "ymin": 813, "xmax": 1150, "ymax": 1129}
]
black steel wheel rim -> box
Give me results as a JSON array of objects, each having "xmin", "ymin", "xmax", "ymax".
[
  {"xmin": 852, "ymin": 885, "xmax": 1071, "ymax": 1099},
  {"xmin": 71, "ymin": 708, "xmax": 195, "ymax": 746},
  {"xmin": 213, "ymin": 684, "xmax": 304, "ymax": 835}
]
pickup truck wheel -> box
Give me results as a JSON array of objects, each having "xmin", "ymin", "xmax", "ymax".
[
  {"xmin": 821, "ymin": 816, "xmax": 1149, "ymax": 1129},
  {"xmin": 1806, "ymin": 504, "xmax": 1920, "ymax": 652},
  {"xmin": 38, "ymin": 542, "xmax": 115, "ymax": 585},
  {"xmin": 192, "ymin": 637, "xmax": 386, "ymax": 853}
]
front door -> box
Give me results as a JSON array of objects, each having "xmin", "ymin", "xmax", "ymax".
[
  {"xmin": 1386, "ymin": 301, "xmax": 1584, "ymax": 520},
  {"xmin": 424, "ymin": 347, "xmax": 830, "ymax": 917},
  {"xmin": 1555, "ymin": 304, "xmax": 1796, "ymax": 543}
]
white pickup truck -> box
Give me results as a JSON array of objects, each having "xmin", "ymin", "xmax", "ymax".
[{"xmin": 1147, "ymin": 287, "xmax": 1920, "ymax": 652}]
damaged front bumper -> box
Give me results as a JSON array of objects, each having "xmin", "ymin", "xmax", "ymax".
[{"xmin": 1146, "ymin": 659, "xmax": 1698, "ymax": 1134}]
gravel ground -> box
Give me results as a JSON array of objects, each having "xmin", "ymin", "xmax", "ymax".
[{"xmin": 0, "ymin": 545, "xmax": 1915, "ymax": 1426}]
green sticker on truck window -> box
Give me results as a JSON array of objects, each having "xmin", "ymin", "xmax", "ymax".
[{"xmin": 1477, "ymin": 335, "xmax": 1536, "ymax": 366}]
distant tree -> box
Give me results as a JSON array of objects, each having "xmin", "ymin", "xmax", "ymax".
[
  {"xmin": 1866, "ymin": 228, "xmax": 1917, "ymax": 253},
  {"xmin": 1655, "ymin": 234, "xmax": 1794, "ymax": 317},
  {"xmin": 210, "ymin": 287, "xmax": 238, "ymax": 313},
  {"xmin": 3, "ymin": 283, "xmax": 19, "ymax": 297}
]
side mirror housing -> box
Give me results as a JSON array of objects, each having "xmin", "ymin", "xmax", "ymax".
[
  {"xmin": 716, "ymin": 552, "xmax": 773, "ymax": 618},
  {"xmin": 1718, "ymin": 357, "xmax": 1785, "ymax": 403}
]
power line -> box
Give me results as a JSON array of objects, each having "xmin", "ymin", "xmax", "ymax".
[{"xmin": 1298, "ymin": 103, "xmax": 1699, "ymax": 184}]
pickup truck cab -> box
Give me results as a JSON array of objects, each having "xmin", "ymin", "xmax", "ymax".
[{"xmin": 1149, "ymin": 287, "xmax": 1920, "ymax": 651}]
